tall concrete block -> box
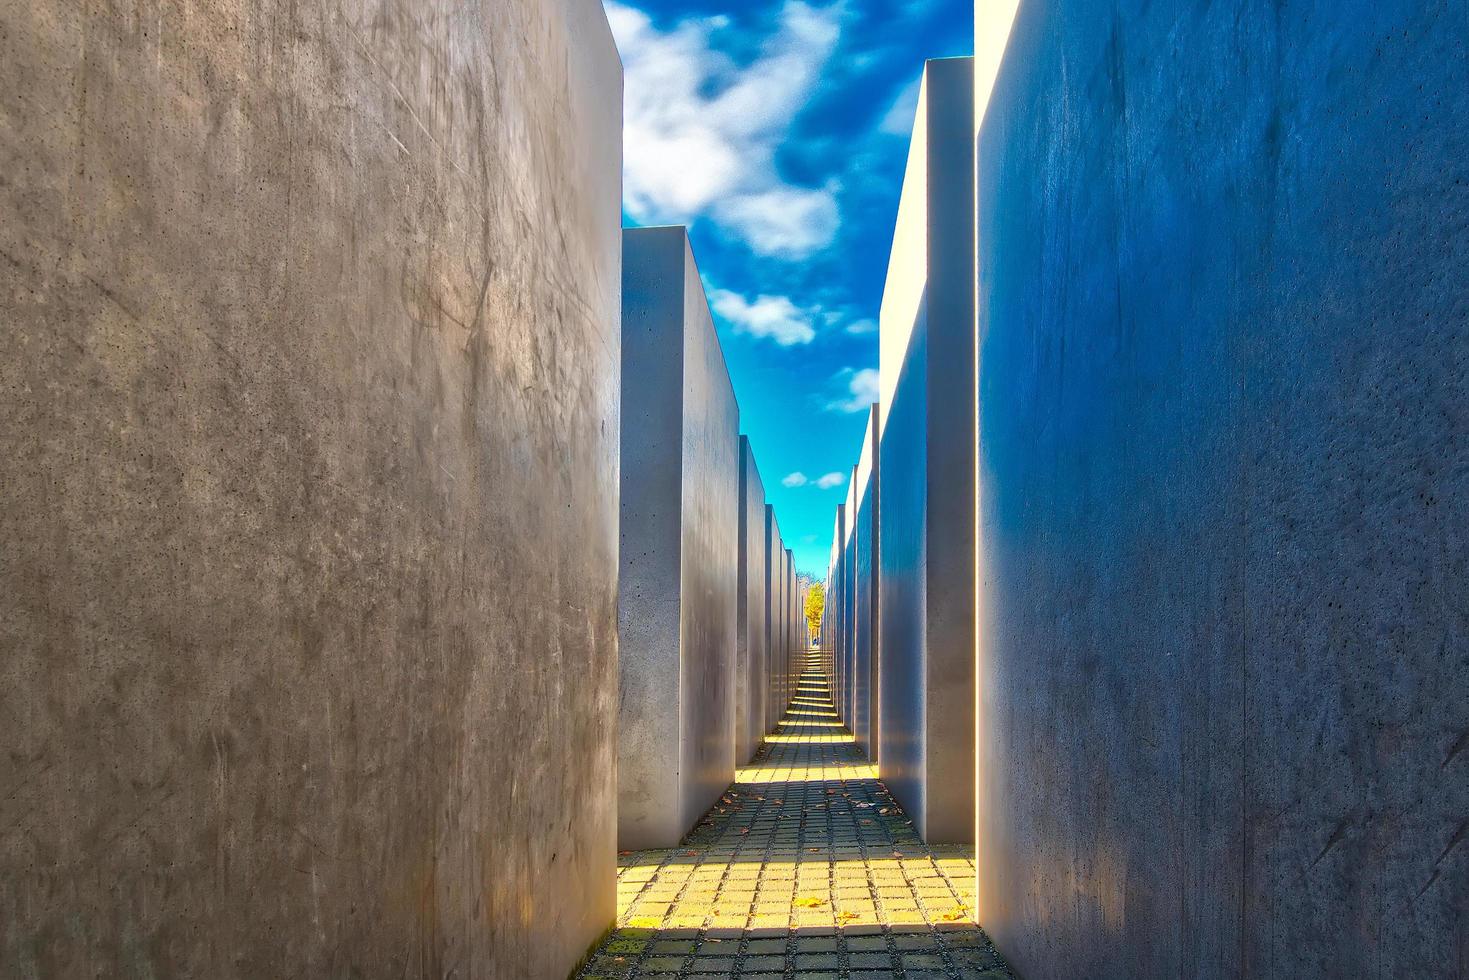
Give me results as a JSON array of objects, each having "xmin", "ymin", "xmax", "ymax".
[
  {"xmin": 764, "ymin": 507, "xmax": 785, "ymax": 732},
  {"xmin": 618, "ymin": 226, "xmax": 739, "ymax": 849},
  {"xmin": 842, "ymin": 479, "xmax": 859, "ymax": 725},
  {"xmin": 779, "ymin": 545, "xmax": 793, "ymax": 710},
  {"xmin": 877, "ymin": 57, "xmax": 977, "ymax": 845},
  {"xmin": 825, "ymin": 557, "xmax": 839, "ymax": 680},
  {"xmin": 852, "ymin": 406, "xmax": 881, "ymax": 760},
  {"xmin": 830, "ymin": 506, "xmax": 848, "ymax": 717},
  {"xmin": 0, "ymin": 1, "xmax": 621, "ymax": 975},
  {"xmin": 786, "ymin": 548, "xmax": 799, "ymax": 696},
  {"xmin": 736, "ymin": 437, "xmax": 768, "ymax": 765},
  {"xmin": 972, "ymin": 3, "xmax": 1469, "ymax": 978}
]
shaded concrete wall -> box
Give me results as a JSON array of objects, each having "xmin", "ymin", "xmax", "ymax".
[
  {"xmin": 764, "ymin": 507, "xmax": 785, "ymax": 732},
  {"xmin": 0, "ymin": 0, "xmax": 621, "ymax": 976},
  {"xmin": 852, "ymin": 406, "xmax": 880, "ymax": 760},
  {"xmin": 787, "ymin": 548, "xmax": 799, "ymax": 694},
  {"xmin": 736, "ymin": 437, "xmax": 768, "ymax": 765},
  {"xmin": 973, "ymin": 2, "xmax": 1469, "ymax": 978},
  {"xmin": 876, "ymin": 57, "xmax": 977, "ymax": 845},
  {"xmin": 787, "ymin": 543, "xmax": 799, "ymax": 690},
  {"xmin": 830, "ymin": 506, "xmax": 848, "ymax": 715},
  {"xmin": 843, "ymin": 482, "xmax": 859, "ymax": 726},
  {"xmin": 619, "ymin": 226, "xmax": 739, "ymax": 848},
  {"xmin": 781, "ymin": 546, "xmax": 794, "ymax": 707}
]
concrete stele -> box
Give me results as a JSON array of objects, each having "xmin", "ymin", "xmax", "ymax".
[
  {"xmin": 876, "ymin": 56, "xmax": 977, "ymax": 845},
  {"xmin": 851, "ymin": 404, "xmax": 881, "ymax": 762},
  {"xmin": 736, "ymin": 437, "xmax": 769, "ymax": 765},
  {"xmin": 618, "ymin": 226, "xmax": 740, "ymax": 849},
  {"xmin": 972, "ymin": 1, "xmax": 1469, "ymax": 977},
  {"xmin": 0, "ymin": 0, "xmax": 624, "ymax": 974}
]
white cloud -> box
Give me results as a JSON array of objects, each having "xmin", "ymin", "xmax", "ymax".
[
  {"xmin": 825, "ymin": 367, "xmax": 879, "ymax": 413},
  {"xmin": 880, "ymin": 77, "xmax": 922, "ymax": 136},
  {"xmin": 782, "ymin": 471, "xmax": 810, "ymax": 487},
  {"xmin": 710, "ymin": 289, "xmax": 818, "ymax": 346},
  {"xmin": 816, "ymin": 472, "xmax": 847, "ymax": 489},
  {"xmin": 714, "ymin": 184, "xmax": 840, "ymax": 259},
  {"xmin": 607, "ymin": 1, "xmax": 844, "ymax": 258},
  {"xmin": 844, "ymin": 317, "xmax": 878, "ymax": 335}
]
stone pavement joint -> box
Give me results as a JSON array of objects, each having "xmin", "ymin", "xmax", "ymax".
[{"xmin": 578, "ymin": 655, "xmax": 1017, "ymax": 979}]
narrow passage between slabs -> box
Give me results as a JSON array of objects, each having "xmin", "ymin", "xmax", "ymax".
[{"xmin": 578, "ymin": 655, "xmax": 1016, "ymax": 980}]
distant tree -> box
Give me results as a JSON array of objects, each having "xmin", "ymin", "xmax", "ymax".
[{"xmin": 804, "ymin": 582, "xmax": 825, "ymax": 642}]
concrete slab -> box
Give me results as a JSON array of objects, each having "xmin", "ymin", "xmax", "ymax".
[
  {"xmin": 852, "ymin": 406, "xmax": 881, "ymax": 761},
  {"xmin": 843, "ymin": 477, "xmax": 859, "ymax": 727},
  {"xmin": 765, "ymin": 510, "xmax": 788, "ymax": 730},
  {"xmin": 786, "ymin": 547, "xmax": 799, "ymax": 711},
  {"xmin": 829, "ymin": 506, "xmax": 848, "ymax": 724},
  {"xmin": 0, "ymin": 1, "xmax": 622, "ymax": 975},
  {"xmin": 618, "ymin": 226, "xmax": 740, "ymax": 849},
  {"xmin": 736, "ymin": 436, "xmax": 768, "ymax": 765},
  {"xmin": 973, "ymin": 2, "xmax": 1469, "ymax": 977},
  {"xmin": 877, "ymin": 57, "xmax": 977, "ymax": 845}
]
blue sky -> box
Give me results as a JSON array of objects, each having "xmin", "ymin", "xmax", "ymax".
[{"xmin": 604, "ymin": 0, "xmax": 972, "ymax": 577}]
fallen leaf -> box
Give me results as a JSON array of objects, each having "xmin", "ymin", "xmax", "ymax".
[{"xmin": 794, "ymin": 897, "xmax": 826, "ymax": 908}]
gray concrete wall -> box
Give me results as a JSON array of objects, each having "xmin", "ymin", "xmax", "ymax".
[
  {"xmin": 618, "ymin": 226, "xmax": 739, "ymax": 848},
  {"xmin": 853, "ymin": 406, "xmax": 880, "ymax": 760},
  {"xmin": 778, "ymin": 548, "xmax": 788, "ymax": 703},
  {"xmin": 763, "ymin": 507, "xmax": 778, "ymax": 732},
  {"xmin": 676, "ymin": 232, "xmax": 741, "ymax": 834},
  {"xmin": 736, "ymin": 437, "xmax": 768, "ymax": 765},
  {"xmin": 787, "ymin": 551, "xmax": 797, "ymax": 699},
  {"xmin": 876, "ymin": 57, "xmax": 977, "ymax": 845},
  {"xmin": 765, "ymin": 509, "xmax": 786, "ymax": 731},
  {"xmin": 972, "ymin": 2, "xmax": 1469, "ymax": 978},
  {"xmin": 843, "ymin": 482, "xmax": 859, "ymax": 726},
  {"xmin": 787, "ymin": 549, "xmax": 799, "ymax": 698},
  {"xmin": 840, "ymin": 502, "xmax": 852, "ymax": 725},
  {"xmin": 0, "ymin": 1, "xmax": 622, "ymax": 976}
]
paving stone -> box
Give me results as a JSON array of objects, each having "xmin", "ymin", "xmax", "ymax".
[
  {"xmin": 793, "ymin": 953, "xmax": 840, "ymax": 969},
  {"xmin": 742, "ymin": 955, "xmax": 787, "ymax": 972},
  {"xmin": 844, "ymin": 936, "xmax": 888, "ymax": 952},
  {"xmin": 848, "ymin": 951, "xmax": 897, "ymax": 969},
  {"xmin": 902, "ymin": 953, "xmax": 947, "ymax": 968},
  {"xmin": 688, "ymin": 957, "xmax": 736, "ymax": 972},
  {"xmin": 793, "ymin": 937, "xmax": 839, "ymax": 953}
]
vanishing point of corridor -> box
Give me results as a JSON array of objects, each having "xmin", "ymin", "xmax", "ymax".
[{"xmin": 577, "ymin": 657, "xmax": 1015, "ymax": 980}]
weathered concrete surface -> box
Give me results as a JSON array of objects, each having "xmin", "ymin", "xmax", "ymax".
[
  {"xmin": 764, "ymin": 508, "xmax": 786, "ymax": 732},
  {"xmin": 828, "ymin": 518, "xmax": 845, "ymax": 715},
  {"xmin": 786, "ymin": 548, "xmax": 799, "ymax": 706},
  {"xmin": 736, "ymin": 436, "xmax": 768, "ymax": 765},
  {"xmin": 0, "ymin": 1, "xmax": 621, "ymax": 976},
  {"xmin": 775, "ymin": 540, "xmax": 787, "ymax": 717},
  {"xmin": 876, "ymin": 57, "xmax": 977, "ymax": 845},
  {"xmin": 852, "ymin": 407, "xmax": 880, "ymax": 760},
  {"xmin": 830, "ymin": 504, "xmax": 848, "ymax": 722},
  {"xmin": 618, "ymin": 226, "xmax": 740, "ymax": 849},
  {"xmin": 973, "ymin": 3, "xmax": 1469, "ymax": 978}
]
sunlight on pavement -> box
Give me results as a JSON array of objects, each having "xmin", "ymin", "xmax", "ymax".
[{"xmin": 576, "ymin": 656, "xmax": 1014, "ymax": 979}]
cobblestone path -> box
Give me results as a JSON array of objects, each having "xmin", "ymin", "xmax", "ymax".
[{"xmin": 577, "ymin": 656, "xmax": 1015, "ymax": 979}]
